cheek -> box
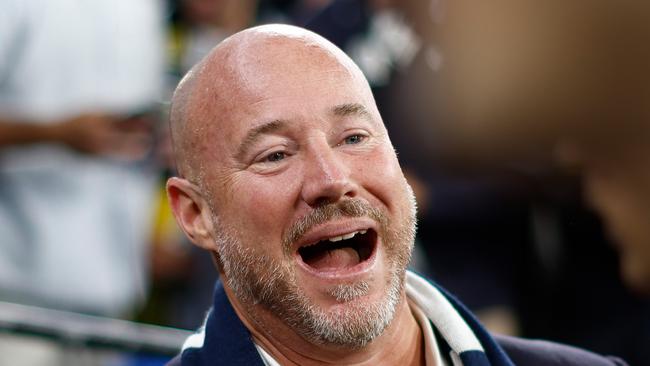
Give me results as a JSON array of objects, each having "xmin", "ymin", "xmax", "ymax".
[
  {"xmin": 227, "ymin": 173, "xmax": 300, "ymax": 241},
  {"xmin": 354, "ymin": 146, "xmax": 409, "ymax": 209}
]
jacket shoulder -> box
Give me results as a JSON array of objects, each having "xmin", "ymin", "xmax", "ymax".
[{"xmin": 495, "ymin": 335, "xmax": 627, "ymax": 366}]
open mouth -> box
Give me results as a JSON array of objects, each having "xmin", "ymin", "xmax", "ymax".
[{"xmin": 297, "ymin": 229, "xmax": 377, "ymax": 273}]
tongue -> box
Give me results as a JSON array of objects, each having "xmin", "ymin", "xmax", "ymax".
[{"xmin": 307, "ymin": 247, "xmax": 360, "ymax": 271}]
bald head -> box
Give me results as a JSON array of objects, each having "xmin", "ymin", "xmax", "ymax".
[
  {"xmin": 165, "ymin": 24, "xmax": 418, "ymax": 354},
  {"xmin": 169, "ymin": 24, "xmax": 373, "ymax": 182}
]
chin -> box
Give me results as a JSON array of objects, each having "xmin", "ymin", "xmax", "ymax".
[{"xmin": 297, "ymin": 269, "xmax": 404, "ymax": 348}]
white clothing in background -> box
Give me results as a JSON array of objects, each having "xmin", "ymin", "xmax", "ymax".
[{"xmin": 0, "ymin": 0, "xmax": 164, "ymax": 317}]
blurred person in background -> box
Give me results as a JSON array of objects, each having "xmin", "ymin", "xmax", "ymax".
[
  {"xmin": 437, "ymin": 0, "xmax": 650, "ymax": 296},
  {"xmin": 434, "ymin": 0, "xmax": 650, "ymax": 364},
  {"xmin": 0, "ymin": 0, "xmax": 164, "ymax": 363}
]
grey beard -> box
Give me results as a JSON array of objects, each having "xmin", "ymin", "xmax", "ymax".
[
  {"xmin": 327, "ymin": 280, "xmax": 371, "ymax": 302},
  {"xmin": 295, "ymin": 267, "xmax": 405, "ymax": 348},
  {"xmin": 210, "ymin": 192, "xmax": 416, "ymax": 348}
]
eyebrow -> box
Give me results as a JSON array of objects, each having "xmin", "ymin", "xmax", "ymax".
[
  {"xmin": 332, "ymin": 103, "xmax": 372, "ymax": 120},
  {"xmin": 235, "ymin": 103, "xmax": 372, "ymax": 162},
  {"xmin": 235, "ymin": 119, "xmax": 288, "ymax": 161}
]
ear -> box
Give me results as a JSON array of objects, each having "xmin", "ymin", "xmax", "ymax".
[{"xmin": 166, "ymin": 177, "xmax": 216, "ymax": 251}]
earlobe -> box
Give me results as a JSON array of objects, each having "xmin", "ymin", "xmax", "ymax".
[{"xmin": 166, "ymin": 177, "xmax": 216, "ymax": 250}]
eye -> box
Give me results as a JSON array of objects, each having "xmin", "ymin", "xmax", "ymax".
[
  {"xmin": 343, "ymin": 134, "xmax": 365, "ymax": 145},
  {"xmin": 248, "ymin": 148, "xmax": 291, "ymax": 174},
  {"xmin": 265, "ymin": 151, "xmax": 286, "ymax": 162}
]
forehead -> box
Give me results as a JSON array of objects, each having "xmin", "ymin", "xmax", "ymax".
[
  {"xmin": 233, "ymin": 37, "xmax": 367, "ymax": 102},
  {"xmin": 194, "ymin": 37, "xmax": 375, "ymax": 148}
]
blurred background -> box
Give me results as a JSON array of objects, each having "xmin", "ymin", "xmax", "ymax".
[{"xmin": 1, "ymin": 0, "xmax": 649, "ymax": 365}]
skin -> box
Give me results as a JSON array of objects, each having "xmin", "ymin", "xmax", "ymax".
[{"xmin": 166, "ymin": 25, "xmax": 426, "ymax": 365}]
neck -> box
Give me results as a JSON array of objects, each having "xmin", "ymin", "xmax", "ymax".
[{"xmin": 224, "ymin": 285, "xmax": 425, "ymax": 366}]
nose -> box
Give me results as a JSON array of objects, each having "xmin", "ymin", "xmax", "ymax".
[{"xmin": 300, "ymin": 146, "xmax": 357, "ymax": 207}]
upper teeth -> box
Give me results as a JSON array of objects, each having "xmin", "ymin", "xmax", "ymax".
[{"xmin": 328, "ymin": 230, "xmax": 367, "ymax": 242}]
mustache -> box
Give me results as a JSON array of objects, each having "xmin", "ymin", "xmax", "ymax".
[{"xmin": 283, "ymin": 199, "xmax": 386, "ymax": 253}]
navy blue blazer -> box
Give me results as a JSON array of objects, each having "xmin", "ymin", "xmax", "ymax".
[{"xmin": 167, "ymin": 278, "xmax": 627, "ymax": 366}]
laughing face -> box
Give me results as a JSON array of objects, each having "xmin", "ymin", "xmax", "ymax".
[{"xmin": 168, "ymin": 26, "xmax": 417, "ymax": 348}]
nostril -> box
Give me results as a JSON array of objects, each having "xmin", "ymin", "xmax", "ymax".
[
  {"xmin": 312, "ymin": 196, "xmax": 331, "ymax": 207},
  {"xmin": 343, "ymin": 188, "xmax": 356, "ymax": 198}
]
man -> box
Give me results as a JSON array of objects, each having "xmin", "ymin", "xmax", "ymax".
[{"xmin": 166, "ymin": 24, "xmax": 625, "ymax": 365}]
